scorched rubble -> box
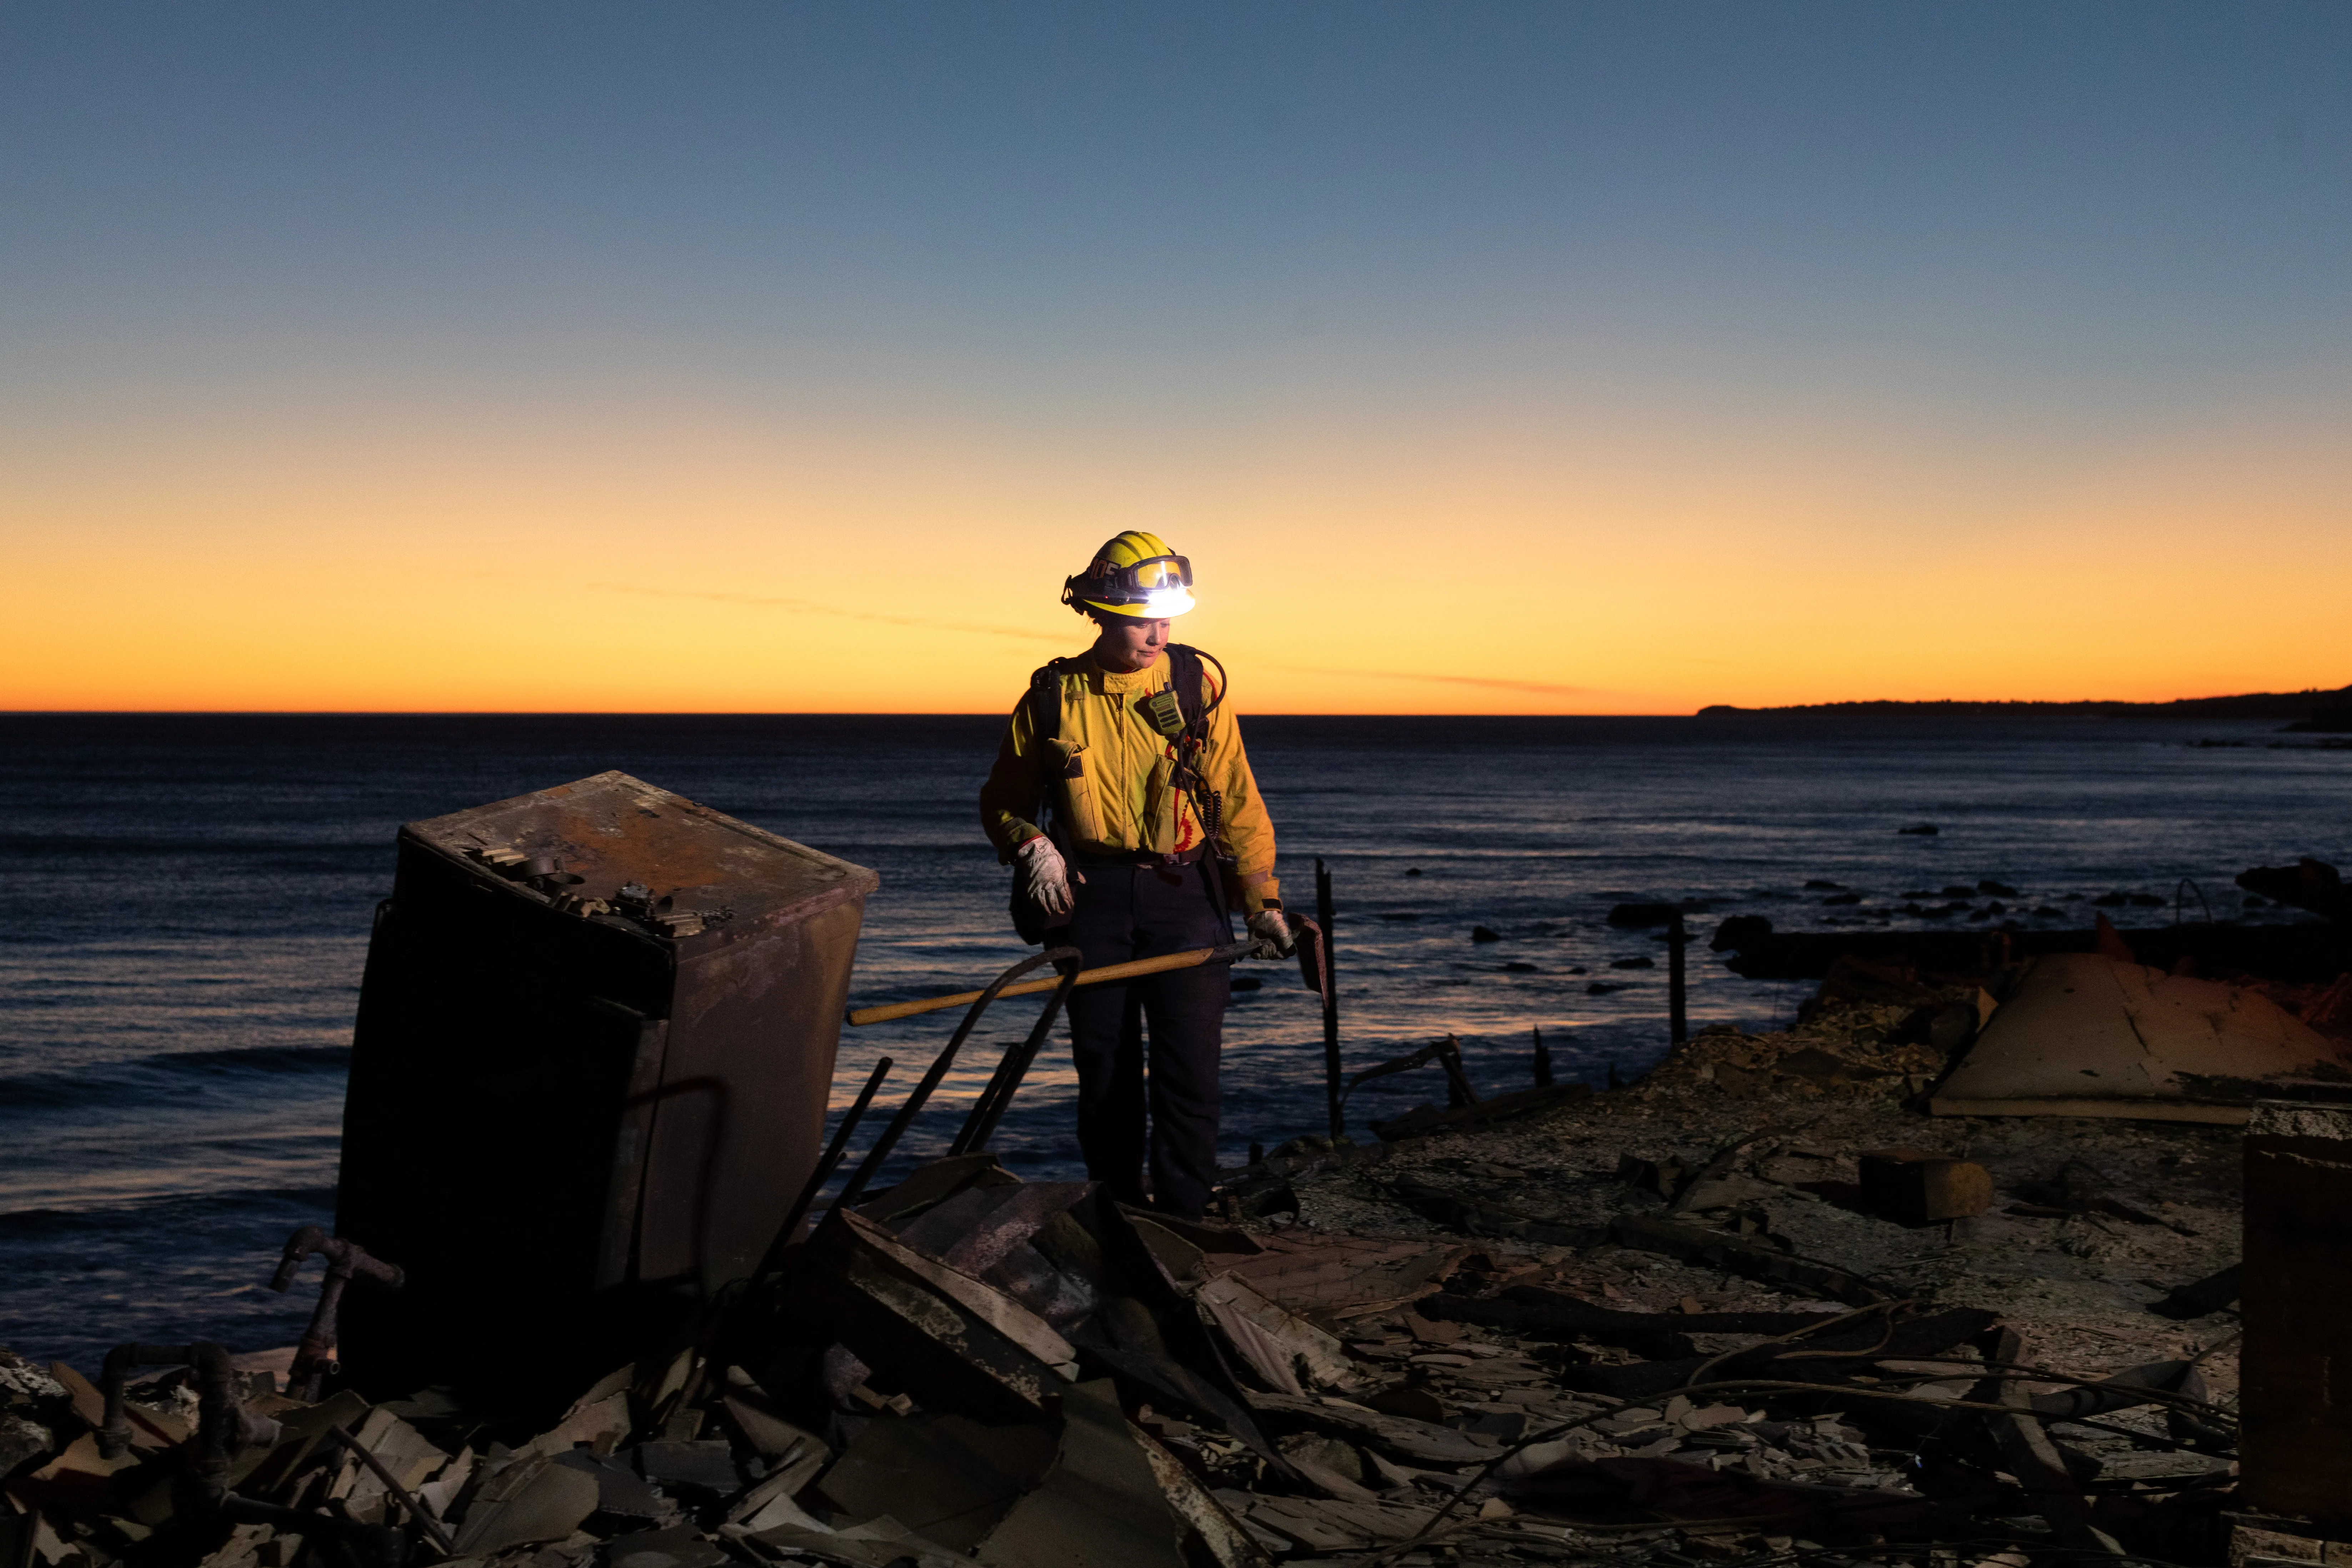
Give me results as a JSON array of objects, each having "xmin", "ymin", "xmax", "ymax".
[{"xmin": 3, "ymin": 986, "xmax": 2271, "ymax": 1568}]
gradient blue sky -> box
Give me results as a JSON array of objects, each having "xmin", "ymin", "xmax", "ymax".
[{"xmin": 5, "ymin": 3, "xmax": 2348, "ymax": 712}]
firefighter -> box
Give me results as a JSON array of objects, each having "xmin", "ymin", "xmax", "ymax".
[{"xmin": 978, "ymin": 531, "xmax": 1291, "ymax": 1219}]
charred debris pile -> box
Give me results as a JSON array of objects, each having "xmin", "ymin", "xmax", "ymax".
[
  {"xmin": 7, "ymin": 966, "xmax": 2328, "ymax": 1568},
  {"xmin": 5, "ymin": 774, "xmax": 2348, "ymax": 1568}
]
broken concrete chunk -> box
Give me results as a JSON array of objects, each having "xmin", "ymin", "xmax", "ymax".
[
  {"xmin": 1858, "ymin": 1147, "xmax": 1995, "ymax": 1224},
  {"xmin": 0, "ymin": 1355, "xmax": 67, "ymax": 1403},
  {"xmin": 448, "ymin": 1452, "xmax": 600, "ymax": 1557},
  {"xmin": 975, "ymin": 1379, "xmax": 1270, "ymax": 1568},
  {"xmin": 816, "ymin": 1412, "xmax": 1056, "ymax": 1551},
  {"xmin": 0, "ymin": 1413, "xmax": 54, "ymax": 1480},
  {"xmin": 1195, "ymin": 1274, "xmax": 1355, "ymax": 1396}
]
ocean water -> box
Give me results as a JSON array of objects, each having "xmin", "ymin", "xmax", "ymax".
[{"xmin": 2, "ymin": 711, "xmax": 2345, "ymax": 1366}]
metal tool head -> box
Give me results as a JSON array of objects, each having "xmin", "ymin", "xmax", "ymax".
[{"xmin": 1287, "ymin": 914, "xmax": 1330, "ymax": 998}]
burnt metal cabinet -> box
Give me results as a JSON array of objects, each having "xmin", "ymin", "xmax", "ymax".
[
  {"xmin": 335, "ymin": 771, "xmax": 879, "ymax": 1414},
  {"xmin": 2242, "ymin": 1098, "xmax": 2352, "ymax": 1529}
]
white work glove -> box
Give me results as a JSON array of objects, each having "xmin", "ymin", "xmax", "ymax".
[
  {"xmin": 1247, "ymin": 909, "xmax": 1295, "ymax": 958},
  {"xmin": 1015, "ymin": 836, "xmax": 1075, "ymax": 921}
]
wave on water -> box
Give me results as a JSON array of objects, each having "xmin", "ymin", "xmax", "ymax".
[
  {"xmin": 0, "ymin": 1186, "xmax": 340, "ymax": 1368},
  {"xmin": 0, "ymin": 1045, "xmax": 353, "ymax": 1117},
  {"xmin": 0, "ymin": 1184, "xmax": 338, "ymax": 1241}
]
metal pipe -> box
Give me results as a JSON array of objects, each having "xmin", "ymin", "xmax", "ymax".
[
  {"xmin": 99, "ymin": 1342, "xmax": 281, "ymax": 1502},
  {"xmin": 1317, "ymin": 860, "xmax": 1342, "ymax": 1139},
  {"xmin": 826, "ymin": 951, "xmax": 1060, "ymax": 1216},
  {"xmin": 953, "ymin": 949, "xmax": 1084, "ymax": 1155},
  {"xmin": 757, "ymin": 1055, "xmax": 895, "ymax": 1276},
  {"xmin": 1667, "ymin": 909, "xmax": 1689, "ymax": 1046},
  {"xmin": 268, "ymin": 1228, "xmax": 404, "ymax": 1401}
]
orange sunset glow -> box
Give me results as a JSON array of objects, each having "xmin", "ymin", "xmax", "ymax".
[
  {"xmin": 8, "ymin": 384, "xmax": 2347, "ymax": 715},
  {"xmin": 4, "ymin": 6, "xmax": 2348, "ymax": 715}
]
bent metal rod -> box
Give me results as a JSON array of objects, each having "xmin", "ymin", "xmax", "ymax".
[{"xmin": 846, "ymin": 938, "xmax": 1262, "ymax": 1026}]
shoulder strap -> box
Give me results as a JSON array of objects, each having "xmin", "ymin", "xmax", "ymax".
[
  {"xmin": 1166, "ymin": 644, "xmax": 1206, "ymax": 726},
  {"xmin": 1026, "ymin": 659, "xmax": 1065, "ymax": 745}
]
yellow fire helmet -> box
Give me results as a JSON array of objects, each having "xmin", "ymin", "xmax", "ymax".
[{"xmin": 1061, "ymin": 529, "xmax": 1196, "ymax": 619}]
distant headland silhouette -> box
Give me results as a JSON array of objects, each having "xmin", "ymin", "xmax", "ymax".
[{"xmin": 1699, "ymin": 682, "xmax": 2352, "ymax": 730}]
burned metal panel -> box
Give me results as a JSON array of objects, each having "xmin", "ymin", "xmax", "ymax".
[
  {"xmin": 635, "ymin": 898, "xmax": 869, "ymax": 1290},
  {"xmin": 2241, "ymin": 1099, "xmax": 2352, "ymax": 1530},
  {"xmin": 334, "ymin": 770, "xmax": 878, "ymax": 1416}
]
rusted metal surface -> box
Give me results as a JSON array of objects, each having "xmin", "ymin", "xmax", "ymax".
[
  {"xmin": 334, "ymin": 770, "xmax": 878, "ymax": 1418},
  {"xmin": 268, "ymin": 1226, "xmax": 404, "ymax": 1401},
  {"xmin": 2241, "ymin": 1099, "xmax": 2352, "ymax": 1529}
]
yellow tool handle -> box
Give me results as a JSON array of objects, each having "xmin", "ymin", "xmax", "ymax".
[{"xmin": 848, "ymin": 945, "xmax": 1231, "ymax": 1026}]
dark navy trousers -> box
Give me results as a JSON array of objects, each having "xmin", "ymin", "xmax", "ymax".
[{"xmin": 1062, "ymin": 860, "xmax": 1230, "ymax": 1219}]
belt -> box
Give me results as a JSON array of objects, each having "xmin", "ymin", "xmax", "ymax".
[{"xmin": 1079, "ymin": 845, "xmax": 1209, "ymax": 869}]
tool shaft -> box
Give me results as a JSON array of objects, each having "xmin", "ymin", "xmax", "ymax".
[{"xmin": 849, "ymin": 941, "xmax": 1253, "ymax": 1026}]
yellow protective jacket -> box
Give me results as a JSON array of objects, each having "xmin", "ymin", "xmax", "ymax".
[{"xmin": 979, "ymin": 649, "xmax": 1281, "ymax": 914}]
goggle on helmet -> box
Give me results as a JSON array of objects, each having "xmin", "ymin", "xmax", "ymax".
[{"xmin": 1062, "ymin": 552, "xmax": 1196, "ymax": 618}]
